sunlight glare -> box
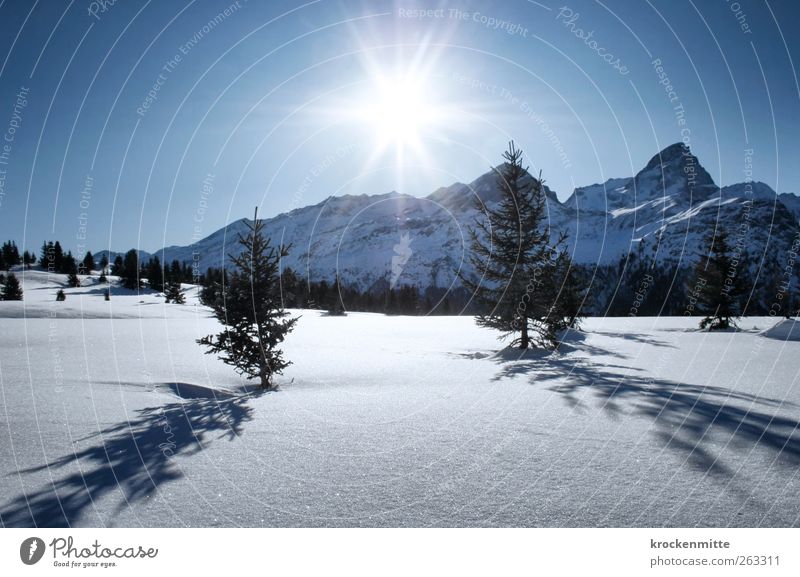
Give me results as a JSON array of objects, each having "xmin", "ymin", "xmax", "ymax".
[{"xmin": 363, "ymin": 75, "xmax": 434, "ymax": 149}]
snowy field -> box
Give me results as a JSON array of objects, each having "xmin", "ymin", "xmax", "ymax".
[{"xmin": 1, "ymin": 270, "xmax": 799, "ymax": 527}]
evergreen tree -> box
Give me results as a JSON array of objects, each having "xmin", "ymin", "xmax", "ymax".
[
  {"xmin": 82, "ymin": 251, "xmax": 95, "ymax": 274},
  {"xmin": 0, "ymin": 251, "xmax": 5, "ymax": 271},
  {"xmin": 121, "ymin": 249, "xmax": 140, "ymax": 290},
  {"xmin": 552, "ymin": 251, "xmax": 585, "ymax": 328},
  {"xmin": 146, "ymin": 256, "xmax": 164, "ymax": 292},
  {"xmin": 56, "ymin": 289, "xmax": 66, "ymax": 301},
  {"xmin": 67, "ymin": 271, "xmax": 81, "ymax": 288},
  {"xmin": 280, "ymin": 267, "xmax": 300, "ymax": 308},
  {"xmin": 164, "ymin": 280, "xmax": 185, "ymax": 304},
  {"xmin": 99, "ymin": 254, "xmax": 109, "ymax": 274},
  {"xmin": 326, "ymin": 274, "xmax": 346, "ymax": 315},
  {"xmin": 62, "ymin": 252, "xmax": 78, "ymax": 276},
  {"xmin": 1, "ymin": 241, "xmax": 20, "ymax": 268},
  {"xmin": 1, "ymin": 272, "xmax": 23, "ymax": 300},
  {"xmin": 198, "ymin": 208, "xmax": 297, "ymax": 389},
  {"xmin": 199, "ymin": 267, "xmax": 226, "ymax": 308},
  {"xmin": 99, "ymin": 272, "xmax": 108, "ymax": 283},
  {"xmin": 169, "ymin": 259, "xmax": 182, "ymax": 282},
  {"xmin": 23, "ymin": 250, "xmax": 36, "ymax": 268},
  {"xmin": 692, "ymin": 228, "xmax": 746, "ymax": 330},
  {"xmin": 53, "ymin": 241, "xmax": 64, "ymax": 272},
  {"xmin": 312, "ymin": 279, "xmax": 329, "ymax": 310},
  {"xmin": 461, "ymin": 142, "xmax": 569, "ymax": 349},
  {"xmin": 41, "ymin": 241, "xmax": 55, "ymax": 272},
  {"xmin": 112, "ymin": 255, "xmax": 124, "ymax": 276}
]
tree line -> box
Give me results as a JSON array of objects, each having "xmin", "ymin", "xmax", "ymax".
[{"xmin": 585, "ymin": 235, "xmax": 797, "ymax": 323}]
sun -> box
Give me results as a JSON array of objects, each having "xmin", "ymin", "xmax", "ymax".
[{"xmin": 361, "ymin": 74, "xmax": 437, "ymax": 151}]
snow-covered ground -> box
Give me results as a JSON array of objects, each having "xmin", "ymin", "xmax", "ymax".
[{"xmin": 1, "ymin": 269, "xmax": 798, "ymax": 527}]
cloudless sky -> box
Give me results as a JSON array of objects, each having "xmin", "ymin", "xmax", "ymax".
[{"xmin": 0, "ymin": 0, "xmax": 798, "ymax": 254}]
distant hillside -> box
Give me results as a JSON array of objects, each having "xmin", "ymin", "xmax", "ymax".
[{"xmin": 108, "ymin": 143, "xmax": 798, "ymax": 305}]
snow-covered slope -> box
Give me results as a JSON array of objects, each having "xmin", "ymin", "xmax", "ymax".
[
  {"xmin": 0, "ymin": 268, "xmax": 203, "ymax": 319},
  {"xmin": 2, "ymin": 264, "xmax": 799, "ymax": 527},
  {"xmin": 120, "ymin": 143, "xmax": 799, "ymax": 290}
]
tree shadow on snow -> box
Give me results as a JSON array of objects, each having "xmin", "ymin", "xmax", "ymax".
[
  {"xmin": 490, "ymin": 342, "xmax": 800, "ymax": 482},
  {"xmin": 0, "ymin": 383, "xmax": 265, "ymax": 527}
]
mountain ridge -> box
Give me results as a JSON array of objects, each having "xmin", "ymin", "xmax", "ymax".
[{"xmin": 96, "ymin": 142, "xmax": 800, "ymax": 294}]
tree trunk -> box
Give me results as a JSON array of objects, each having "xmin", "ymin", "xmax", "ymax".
[
  {"xmin": 259, "ymin": 365, "xmax": 270, "ymax": 389},
  {"xmin": 519, "ymin": 320, "xmax": 529, "ymax": 349}
]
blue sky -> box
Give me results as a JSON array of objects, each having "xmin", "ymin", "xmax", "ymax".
[{"xmin": 0, "ymin": 0, "xmax": 798, "ymax": 254}]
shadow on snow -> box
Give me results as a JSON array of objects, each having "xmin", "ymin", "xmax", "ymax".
[
  {"xmin": 489, "ymin": 334, "xmax": 800, "ymax": 482},
  {"xmin": 0, "ymin": 383, "xmax": 265, "ymax": 527}
]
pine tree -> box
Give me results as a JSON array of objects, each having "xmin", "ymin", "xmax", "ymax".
[
  {"xmin": 1, "ymin": 241, "xmax": 20, "ymax": 268},
  {"xmin": 121, "ymin": 249, "xmax": 139, "ymax": 290},
  {"xmin": 1, "ymin": 272, "xmax": 23, "ymax": 300},
  {"xmin": 82, "ymin": 251, "xmax": 95, "ymax": 274},
  {"xmin": 53, "ymin": 241, "xmax": 64, "ymax": 272},
  {"xmin": 40, "ymin": 241, "xmax": 55, "ymax": 272},
  {"xmin": 146, "ymin": 256, "xmax": 164, "ymax": 292},
  {"xmin": 692, "ymin": 228, "xmax": 746, "ymax": 330},
  {"xmin": 280, "ymin": 267, "xmax": 300, "ymax": 308},
  {"xmin": 198, "ymin": 208, "xmax": 297, "ymax": 389},
  {"xmin": 169, "ymin": 260, "xmax": 182, "ymax": 282},
  {"xmin": 56, "ymin": 289, "xmax": 66, "ymax": 301},
  {"xmin": 164, "ymin": 280, "xmax": 185, "ymax": 304},
  {"xmin": 61, "ymin": 251, "xmax": 77, "ymax": 276},
  {"xmin": 552, "ymin": 251, "xmax": 585, "ymax": 328},
  {"xmin": 199, "ymin": 267, "xmax": 227, "ymax": 308},
  {"xmin": 326, "ymin": 274, "xmax": 346, "ymax": 315},
  {"xmin": 23, "ymin": 250, "xmax": 36, "ymax": 269},
  {"xmin": 67, "ymin": 271, "xmax": 81, "ymax": 288},
  {"xmin": 99, "ymin": 254, "xmax": 109, "ymax": 274},
  {"xmin": 112, "ymin": 255, "xmax": 124, "ymax": 276},
  {"xmin": 461, "ymin": 142, "xmax": 569, "ymax": 349}
]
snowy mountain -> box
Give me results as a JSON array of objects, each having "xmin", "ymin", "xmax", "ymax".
[{"xmin": 129, "ymin": 143, "xmax": 799, "ymax": 292}]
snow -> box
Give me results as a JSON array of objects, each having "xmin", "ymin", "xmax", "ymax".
[
  {"xmin": 132, "ymin": 142, "xmax": 800, "ymax": 291},
  {"xmin": 761, "ymin": 318, "xmax": 800, "ymax": 341},
  {"xmin": 1, "ymin": 271, "xmax": 799, "ymax": 527}
]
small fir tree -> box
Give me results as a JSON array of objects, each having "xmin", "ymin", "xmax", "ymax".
[
  {"xmin": 461, "ymin": 142, "xmax": 570, "ymax": 349},
  {"xmin": 146, "ymin": 256, "xmax": 164, "ymax": 292},
  {"xmin": 197, "ymin": 208, "xmax": 297, "ymax": 389},
  {"xmin": 82, "ymin": 251, "xmax": 95, "ymax": 274},
  {"xmin": 121, "ymin": 249, "xmax": 139, "ymax": 290},
  {"xmin": 56, "ymin": 289, "xmax": 66, "ymax": 301},
  {"xmin": 692, "ymin": 228, "xmax": 746, "ymax": 330},
  {"xmin": 164, "ymin": 281, "xmax": 185, "ymax": 304},
  {"xmin": 2, "ymin": 272, "xmax": 23, "ymax": 300},
  {"xmin": 53, "ymin": 241, "xmax": 64, "ymax": 272},
  {"xmin": 1, "ymin": 241, "xmax": 20, "ymax": 268}
]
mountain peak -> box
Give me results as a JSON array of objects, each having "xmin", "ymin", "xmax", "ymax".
[
  {"xmin": 661, "ymin": 141, "xmax": 689, "ymax": 157},
  {"xmin": 637, "ymin": 141, "xmax": 716, "ymax": 196},
  {"xmin": 644, "ymin": 142, "xmax": 690, "ymax": 170}
]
